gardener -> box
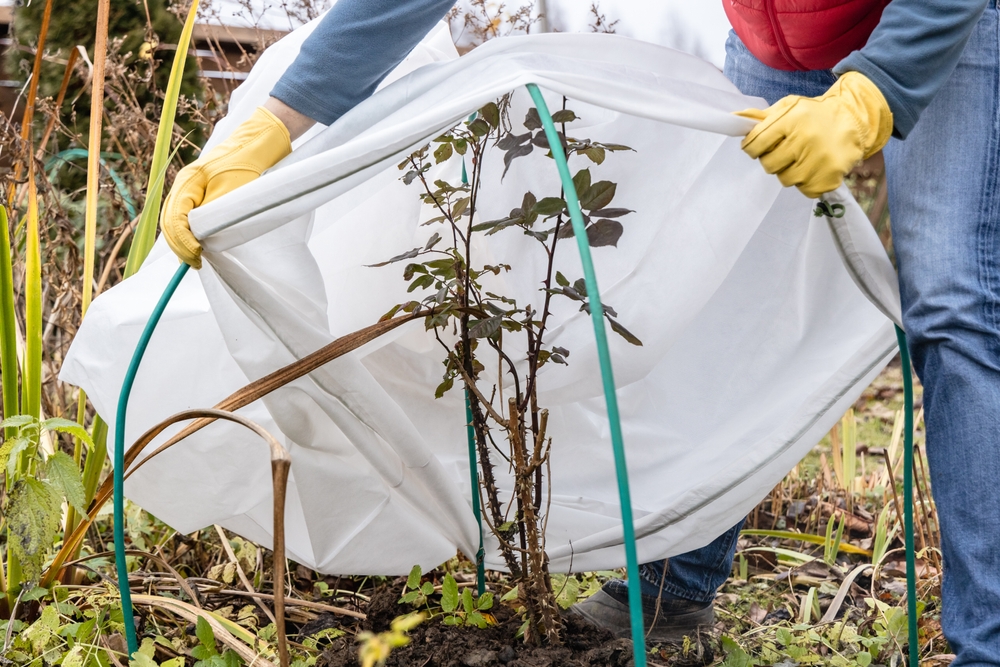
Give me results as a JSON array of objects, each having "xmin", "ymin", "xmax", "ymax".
[{"xmin": 161, "ymin": 0, "xmax": 1000, "ymax": 661}]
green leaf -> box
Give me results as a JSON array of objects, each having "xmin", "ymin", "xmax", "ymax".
[
  {"xmin": 500, "ymin": 586, "xmax": 519, "ymax": 602},
  {"xmin": 477, "ymin": 592, "xmax": 494, "ymax": 611},
  {"xmin": 420, "ymin": 581, "xmax": 434, "ymax": 595},
  {"xmin": 454, "ymin": 138, "xmax": 468, "ymax": 155},
  {"xmin": 497, "ymin": 132, "xmax": 530, "ymax": 151},
  {"xmin": 1, "ymin": 435, "xmax": 29, "ymax": 479},
  {"xmin": 607, "ymin": 317, "xmax": 643, "ymax": 346},
  {"xmin": 550, "ymin": 109, "xmax": 577, "ymax": 124},
  {"xmin": 502, "ymin": 142, "xmax": 533, "ymax": 179},
  {"xmin": 195, "ymin": 617, "xmax": 218, "ymax": 656},
  {"xmin": 480, "ymin": 102, "xmax": 500, "ymax": 128},
  {"xmin": 368, "ymin": 246, "xmax": 422, "ymax": 267},
  {"xmin": 856, "ymin": 652, "xmax": 872, "ymax": 667},
  {"xmin": 720, "ymin": 636, "xmax": 754, "ymax": 667},
  {"xmin": 461, "ymin": 588, "xmax": 474, "ymax": 614},
  {"xmin": 0, "ymin": 206, "xmax": 18, "ymax": 438},
  {"xmin": 469, "ymin": 316, "xmax": 502, "ymax": 339},
  {"xmin": 452, "ymin": 197, "xmax": 471, "ymax": 218},
  {"xmin": 407, "ymin": 274, "xmax": 435, "ymax": 293},
  {"xmin": 586, "ymin": 219, "xmax": 624, "ymax": 248},
  {"xmin": 7, "ymin": 478, "xmax": 62, "ymax": 583},
  {"xmin": 1, "ymin": 415, "xmax": 34, "ymax": 430},
  {"xmin": 468, "ymin": 119, "xmax": 491, "ymax": 137},
  {"xmin": 406, "ymin": 565, "xmax": 422, "ymax": 590},
  {"xmin": 434, "ymin": 142, "xmax": 453, "ymax": 164},
  {"xmin": 583, "ymin": 146, "xmax": 606, "ymax": 165},
  {"xmin": 434, "ymin": 377, "xmax": 454, "ymax": 399},
  {"xmin": 41, "ymin": 417, "xmax": 94, "ymax": 449},
  {"xmin": 534, "ymin": 197, "xmax": 566, "ymax": 217},
  {"xmin": 590, "ymin": 208, "xmax": 633, "ymax": 218},
  {"xmin": 572, "ymin": 169, "xmax": 591, "ymax": 196},
  {"xmin": 21, "ymin": 586, "xmax": 48, "ymax": 602},
  {"xmin": 555, "ymin": 272, "xmax": 570, "ymax": 287},
  {"xmin": 45, "ymin": 450, "xmax": 87, "ymax": 514},
  {"xmin": 580, "ymin": 181, "xmax": 617, "ymax": 211},
  {"xmin": 441, "ymin": 574, "xmax": 459, "ymax": 613},
  {"xmin": 221, "ymin": 649, "xmax": 242, "ymax": 667},
  {"xmin": 63, "ymin": 645, "xmax": 88, "ymax": 667},
  {"xmin": 467, "ymin": 611, "xmax": 487, "ymax": 628}
]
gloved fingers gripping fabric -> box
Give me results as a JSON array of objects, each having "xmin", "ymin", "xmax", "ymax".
[
  {"xmin": 160, "ymin": 106, "xmax": 293, "ymax": 269},
  {"xmin": 736, "ymin": 71, "xmax": 893, "ymax": 199}
]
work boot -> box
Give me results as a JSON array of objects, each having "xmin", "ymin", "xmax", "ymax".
[{"xmin": 569, "ymin": 579, "xmax": 714, "ymax": 644}]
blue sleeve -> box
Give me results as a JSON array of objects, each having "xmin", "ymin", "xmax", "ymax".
[
  {"xmin": 834, "ymin": 0, "xmax": 989, "ymax": 138},
  {"xmin": 271, "ymin": 0, "xmax": 456, "ymax": 126}
]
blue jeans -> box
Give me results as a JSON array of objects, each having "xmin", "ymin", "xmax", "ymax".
[{"xmin": 722, "ymin": 11, "xmax": 1000, "ymax": 664}]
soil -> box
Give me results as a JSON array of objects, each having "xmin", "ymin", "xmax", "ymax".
[
  {"xmin": 316, "ymin": 580, "xmax": 714, "ymax": 667},
  {"xmin": 315, "ymin": 581, "xmax": 643, "ymax": 667}
]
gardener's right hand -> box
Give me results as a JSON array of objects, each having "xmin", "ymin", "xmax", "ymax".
[{"xmin": 161, "ymin": 106, "xmax": 292, "ymax": 269}]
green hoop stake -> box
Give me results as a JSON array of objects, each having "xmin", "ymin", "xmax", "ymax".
[
  {"xmin": 114, "ymin": 262, "xmax": 189, "ymax": 655},
  {"xmin": 526, "ymin": 83, "xmax": 647, "ymax": 667},
  {"xmin": 895, "ymin": 325, "xmax": 919, "ymax": 666}
]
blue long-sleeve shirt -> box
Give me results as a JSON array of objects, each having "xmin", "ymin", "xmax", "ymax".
[
  {"xmin": 836, "ymin": 0, "xmax": 990, "ymax": 137},
  {"xmin": 271, "ymin": 0, "xmax": 990, "ymax": 139}
]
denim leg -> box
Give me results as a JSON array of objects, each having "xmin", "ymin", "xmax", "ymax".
[
  {"xmin": 632, "ymin": 519, "xmax": 745, "ymax": 603},
  {"xmin": 722, "ymin": 30, "xmax": 836, "ymax": 106},
  {"xmin": 884, "ymin": 7, "xmax": 1000, "ymax": 666},
  {"xmin": 633, "ymin": 31, "xmax": 836, "ymax": 607}
]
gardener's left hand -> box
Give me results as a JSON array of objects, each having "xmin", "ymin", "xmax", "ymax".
[{"xmin": 736, "ymin": 71, "xmax": 893, "ymax": 199}]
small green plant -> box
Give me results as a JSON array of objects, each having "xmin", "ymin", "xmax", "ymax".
[
  {"xmin": 823, "ymin": 513, "xmax": 847, "ymax": 566},
  {"xmin": 871, "ymin": 505, "xmax": 897, "ymax": 566},
  {"xmin": 398, "ymin": 565, "xmax": 436, "ymax": 608},
  {"xmin": 1, "ymin": 415, "xmax": 92, "ymax": 585},
  {"xmin": 440, "ymin": 574, "xmax": 494, "ymax": 628},
  {"xmin": 190, "ymin": 617, "xmax": 245, "ymax": 667}
]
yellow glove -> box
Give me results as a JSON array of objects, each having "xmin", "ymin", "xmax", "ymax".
[
  {"xmin": 737, "ymin": 71, "xmax": 893, "ymax": 199},
  {"xmin": 161, "ymin": 106, "xmax": 292, "ymax": 269}
]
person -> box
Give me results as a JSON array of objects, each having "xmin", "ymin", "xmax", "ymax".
[{"xmin": 161, "ymin": 0, "xmax": 1000, "ymax": 661}]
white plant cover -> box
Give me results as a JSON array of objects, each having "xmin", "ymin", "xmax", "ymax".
[{"xmin": 61, "ymin": 19, "xmax": 902, "ymax": 575}]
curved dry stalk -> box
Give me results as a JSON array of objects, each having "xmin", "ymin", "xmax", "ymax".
[
  {"xmin": 49, "ymin": 409, "xmax": 292, "ymax": 667},
  {"xmin": 158, "ymin": 587, "xmax": 366, "ymax": 619},
  {"xmin": 46, "ymin": 310, "xmax": 428, "ymax": 588},
  {"xmin": 7, "ymin": 0, "xmax": 53, "ymax": 206},
  {"xmin": 62, "ymin": 549, "xmax": 202, "ymax": 608},
  {"xmin": 131, "ymin": 594, "xmax": 277, "ymax": 667}
]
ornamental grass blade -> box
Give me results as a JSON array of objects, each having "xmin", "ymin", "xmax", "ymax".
[
  {"xmin": 82, "ymin": 0, "xmax": 110, "ymax": 316},
  {"xmin": 23, "ymin": 167, "xmax": 42, "ymax": 423},
  {"xmin": 124, "ymin": 0, "xmax": 200, "ymax": 278},
  {"xmin": 0, "ymin": 205, "xmax": 18, "ymax": 436}
]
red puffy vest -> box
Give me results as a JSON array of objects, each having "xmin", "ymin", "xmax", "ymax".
[{"xmin": 723, "ymin": 0, "xmax": 892, "ymax": 71}]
